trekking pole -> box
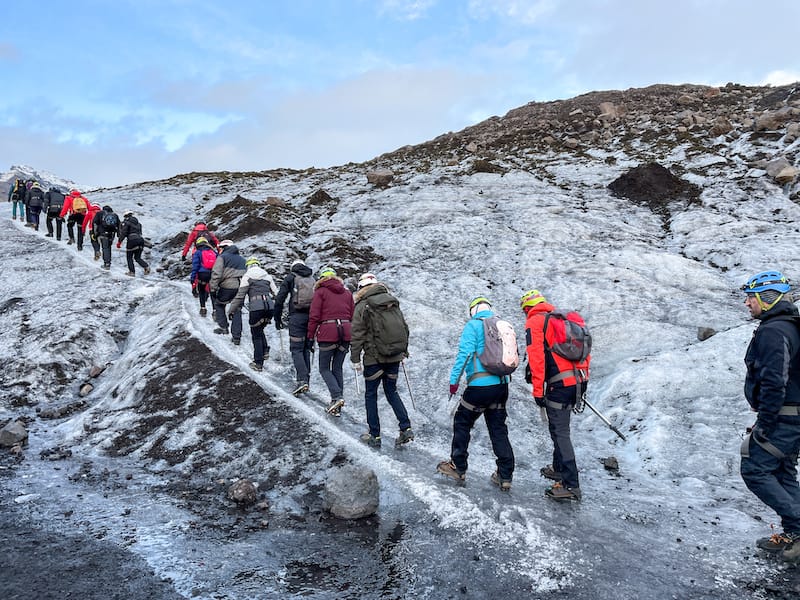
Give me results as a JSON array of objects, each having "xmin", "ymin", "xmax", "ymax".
[
  {"xmin": 400, "ymin": 360, "xmax": 416, "ymax": 410},
  {"xmin": 584, "ymin": 398, "xmax": 627, "ymax": 441}
]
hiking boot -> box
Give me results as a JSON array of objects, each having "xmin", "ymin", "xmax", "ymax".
[
  {"xmin": 144, "ymin": 267, "xmax": 151, "ymax": 275},
  {"xmin": 232, "ymin": 338, "xmax": 241, "ymax": 346},
  {"xmin": 263, "ymin": 352, "xmax": 269, "ymax": 361},
  {"xmin": 102, "ymin": 264, "xmax": 110, "ymax": 270},
  {"xmin": 292, "ymin": 382, "xmax": 309, "ymax": 396},
  {"xmin": 67, "ymin": 239, "xmax": 74, "ymax": 245},
  {"xmin": 77, "ymin": 245, "xmax": 83, "ymax": 251},
  {"xmin": 395, "ymin": 428, "xmax": 414, "ymax": 446},
  {"xmin": 757, "ymin": 531, "xmax": 800, "ymax": 553},
  {"xmin": 781, "ymin": 535, "xmax": 800, "ymax": 562},
  {"xmin": 491, "ymin": 471, "xmax": 512, "ymax": 492},
  {"xmin": 545, "ymin": 482, "xmax": 581, "ymax": 501},
  {"xmin": 199, "ymin": 307, "xmax": 207, "ymax": 317},
  {"xmin": 540, "ymin": 465, "xmax": 563, "ymax": 481},
  {"xmin": 249, "ymin": 361, "xmax": 263, "ymax": 372},
  {"xmin": 436, "ymin": 460, "xmax": 466, "ymax": 484},
  {"xmin": 45, "ymin": 233, "xmax": 53, "ymax": 238},
  {"xmin": 125, "ymin": 271, "xmax": 135, "ymax": 277},
  {"xmin": 94, "ymin": 252, "xmax": 100, "ymax": 260},
  {"xmin": 326, "ymin": 399, "xmax": 344, "ymax": 416},
  {"xmin": 360, "ymin": 432, "xmax": 382, "ymax": 448},
  {"xmin": 214, "ymin": 327, "xmax": 229, "ymax": 335}
]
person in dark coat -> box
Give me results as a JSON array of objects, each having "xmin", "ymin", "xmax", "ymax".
[
  {"xmin": 116, "ymin": 210, "xmax": 150, "ymax": 276},
  {"xmin": 25, "ymin": 182, "xmax": 45, "ymax": 231},
  {"xmin": 209, "ymin": 240, "xmax": 246, "ymax": 344},
  {"xmin": 92, "ymin": 206, "xmax": 120, "ymax": 269},
  {"xmin": 43, "ymin": 187, "xmax": 65, "ymax": 239},
  {"xmin": 274, "ymin": 259, "xmax": 315, "ymax": 395},
  {"xmin": 229, "ymin": 257, "xmax": 278, "ymax": 371},
  {"xmin": 739, "ymin": 270, "xmax": 800, "ymax": 561},
  {"xmin": 350, "ymin": 273, "xmax": 413, "ymax": 448},
  {"xmin": 8, "ymin": 178, "xmax": 26, "ymax": 222},
  {"xmin": 307, "ymin": 267, "xmax": 354, "ymax": 414}
]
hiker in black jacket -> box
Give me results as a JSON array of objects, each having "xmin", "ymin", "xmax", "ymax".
[
  {"xmin": 116, "ymin": 211, "xmax": 150, "ymax": 276},
  {"xmin": 273, "ymin": 259, "xmax": 315, "ymax": 395},
  {"xmin": 739, "ymin": 270, "xmax": 800, "ymax": 561},
  {"xmin": 43, "ymin": 187, "xmax": 65, "ymax": 239},
  {"xmin": 92, "ymin": 206, "xmax": 120, "ymax": 269}
]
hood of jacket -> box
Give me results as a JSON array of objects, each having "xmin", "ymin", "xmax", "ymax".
[
  {"xmin": 222, "ymin": 244, "xmax": 240, "ymax": 255},
  {"xmin": 355, "ymin": 282, "xmax": 389, "ymax": 303},
  {"xmin": 291, "ymin": 263, "xmax": 313, "ymax": 278},
  {"xmin": 759, "ymin": 299, "xmax": 800, "ymax": 321},
  {"xmin": 316, "ymin": 276, "xmax": 347, "ymax": 294}
]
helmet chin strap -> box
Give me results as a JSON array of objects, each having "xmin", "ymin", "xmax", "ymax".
[{"xmin": 756, "ymin": 292, "xmax": 783, "ymax": 312}]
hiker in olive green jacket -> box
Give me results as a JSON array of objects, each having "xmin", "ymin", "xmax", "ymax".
[{"xmin": 350, "ymin": 273, "xmax": 413, "ymax": 449}]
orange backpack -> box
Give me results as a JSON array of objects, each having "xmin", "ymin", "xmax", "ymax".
[{"xmin": 72, "ymin": 196, "xmax": 88, "ymax": 214}]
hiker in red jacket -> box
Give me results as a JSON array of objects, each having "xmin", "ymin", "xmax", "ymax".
[
  {"xmin": 181, "ymin": 222, "xmax": 219, "ymax": 261},
  {"xmin": 82, "ymin": 202, "xmax": 103, "ymax": 260},
  {"xmin": 307, "ymin": 267, "xmax": 354, "ymax": 415},
  {"xmin": 60, "ymin": 190, "xmax": 90, "ymax": 250}
]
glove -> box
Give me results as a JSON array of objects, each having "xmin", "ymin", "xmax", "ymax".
[
  {"xmin": 307, "ymin": 339, "xmax": 315, "ymax": 353},
  {"xmin": 181, "ymin": 255, "xmax": 187, "ymax": 262},
  {"xmin": 116, "ymin": 241, "xmax": 122, "ymax": 249},
  {"xmin": 449, "ymin": 383, "xmax": 459, "ymax": 396},
  {"xmin": 275, "ymin": 319, "xmax": 283, "ymax": 331},
  {"xmin": 534, "ymin": 396, "xmax": 546, "ymax": 407},
  {"xmin": 524, "ymin": 363, "xmax": 531, "ymax": 384},
  {"xmin": 352, "ymin": 361, "xmax": 363, "ymax": 374}
]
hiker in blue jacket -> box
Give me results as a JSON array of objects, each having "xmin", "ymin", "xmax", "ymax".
[{"xmin": 437, "ymin": 296, "xmax": 515, "ymax": 491}]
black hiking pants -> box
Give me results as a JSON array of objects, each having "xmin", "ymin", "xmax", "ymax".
[
  {"xmin": 125, "ymin": 245, "xmax": 149, "ymax": 274},
  {"xmin": 451, "ymin": 383, "xmax": 514, "ymax": 481},
  {"xmin": 249, "ymin": 308, "xmax": 272, "ymax": 366},
  {"xmin": 287, "ymin": 311, "xmax": 311, "ymax": 384},
  {"xmin": 45, "ymin": 210, "xmax": 63, "ymax": 239},
  {"xmin": 318, "ymin": 342, "xmax": 349, "ymax": 401},
  {"xmin": 545, "ymin": 386, "xmax": 580, "ymax": 489},
  {"xmin": 67, "ymin": 214, "xmax": 85, "ymax": 248}
]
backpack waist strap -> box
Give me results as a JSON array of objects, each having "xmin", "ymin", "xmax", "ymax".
[
  {"xmin": 779, "ymin": 405, "xmax": 800, "ymax": 416},
  {"xmin": 547, "ymin": 367, "xmax": 588, "ymax": 385},
  {"xmin": 459, "ymin": 398, "xmax": 506, "ymax": 413}
]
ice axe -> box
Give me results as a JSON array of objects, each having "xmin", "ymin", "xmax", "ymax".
[
  {"xmin": 353, "ymin": 362, "xmax": 362, "ymax": 395},
  {"xmin": 584, "ymin": 398, "xmax": 627, "ymax": 441}
]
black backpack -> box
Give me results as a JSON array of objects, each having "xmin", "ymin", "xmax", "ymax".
[
  {"xmin": 103, "ymin": 211, "xmax": 120, "ymax": 232},
  {"xmin": 11, "ymin": 180, "xmax": 24, "ymax": 201},
  {"xmin": 46, "ymin": 189, "xmax": 65, "ymax": 212}
]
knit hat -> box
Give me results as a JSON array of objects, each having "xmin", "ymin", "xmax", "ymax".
[{"xmin": 755, "ymin": 289, "xmax": 782, "ymax": 306}]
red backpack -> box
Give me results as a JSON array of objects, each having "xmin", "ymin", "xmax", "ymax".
[
  {"xmin": 200, "ymin": 248, "xmax": 217, "ymax": 270},
  {"xmin": 544, "ymin": 310, "xmax": 592, "ymax": 362}
]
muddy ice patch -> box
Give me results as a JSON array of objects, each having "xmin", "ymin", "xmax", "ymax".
[{"xmin": 608, "ymin": 162, "xmax": 701, "ymax": 227}]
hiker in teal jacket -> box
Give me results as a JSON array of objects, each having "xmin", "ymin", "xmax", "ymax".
[
  {"xmin": 437, "ymin": 296, "xmax": 515, "ymax": 490},
  {"xmin": 448, "ymin": 307, "xmax": 508, "ymax": 387}
]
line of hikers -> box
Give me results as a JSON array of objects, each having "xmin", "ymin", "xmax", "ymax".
[
  {"xmin": 12, "ymin": 203, "xmax": 799, "ymax": 560},
  {"xmin": 8, "ymin": 177, "xmax": 151, "ymax": 275},
  {"xmin": 184, "ymin": 221, "xmax": 800, "ymax": 558}
]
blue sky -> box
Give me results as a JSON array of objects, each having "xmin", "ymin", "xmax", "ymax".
[{"xmin": 2, "ymin": 0, "xmax": 799, "ymax": 188}]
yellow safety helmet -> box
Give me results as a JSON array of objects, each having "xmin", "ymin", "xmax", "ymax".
[{"xmin": 520, "ymin": 289, "xmax": 546, "ymax": 309}]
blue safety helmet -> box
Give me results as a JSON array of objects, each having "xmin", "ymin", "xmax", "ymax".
[{"xmin": 741, "ymin": 270, "xmax": 791, "ymax": 294}]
